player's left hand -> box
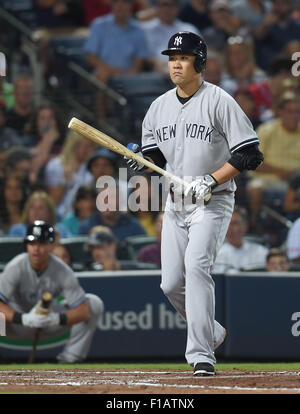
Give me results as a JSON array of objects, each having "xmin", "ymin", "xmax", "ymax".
[
  {"xmin": 124, "ymin": 143, "xmax": 145, "ymax": 171},
  {"xmin": 184, "ymin": 175, "xmax": 218, "ymax": 203},
  {"xmin": 38, "ymin": 312, "xmax": 60, "ymax": 328}
]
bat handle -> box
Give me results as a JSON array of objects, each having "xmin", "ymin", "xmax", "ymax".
[{"xmin": 41, "ymin": 292, "xmax": 52, "ymax": 310}]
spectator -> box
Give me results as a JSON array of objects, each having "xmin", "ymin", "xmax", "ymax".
[
  {"xmin": 234, "ymin": 86, "xmax": 261, "ymax": 129},
  {"xmin": 84, "ymin": 0, "xmax": 149, "ymax": 84},
  {"xmin": 202, "ymin": 0, "xmax": 242, "ymax": 53},
  {"xmin": 223, "ymin": 36, "xmax": 266, "ymax": 93},
  {"xmin": 203, "ymin": 50, "xmax": 242, "ymax": 97},
  {"xmin": 79, "ymin": 185, "xmax": 146, "ymax": 239},
  {"xmin": 30, "ymin": 0, "xmax": 85, "ymax": 81},
  {"xmin": 5, "ymin": 74, "xmax": 35, "ymax": 136},
  {"xmin": 249, "ymin": 55, "xmax": 296, "ymax": 123},
  {"xmin": 254, "ymin": 0, "xmax": 300, "ymax": 71},
  {"xmin": 83, "ymin": 0, "xmax": 151, "ymax": 25},
  {"xmin": 3, "ymin": 146, "xmax": 37, "ymax": 193},
  {"xmin": 44, "ymin": 131, "xmax": 96, "ymax": 219},
  {"xmin": 247, "ymin": 91, "xmax": 300, "ymax": 224},
  {"xmin": 283, "ymin": 170, "xmax": 300, "ymax": 220},
  {"xmin": 61, "ymin": 186, "xmax": 98, "ymax": 236},
  {"xmin": 86, "ymin": 226, "xmax": 132, "ymax": 270},
  {"xmin": 265, "ymin": 247, "xmax": 291, "ymax": 271},
  {"xmin": 32, "ymin": 0, "xmax": 84, "ymax": 30},
  {"xmin": 294, "ymin": 0, "xmax": 300, "ymax": 20},
  {"xmin": 0, "ymin": 101, "xmax": 23, "ymax": 163},
  {"xmin": 213, "ymin": 206, "xmax": 269, "ymax": 273},
  {"xmin": 203, "ymin": 52, "xmax": 224, "ymax": 87},
  {"xmin": 272, "ymin": 77, "xmax": 299, "ymax": 118},
  {"xmin": 82, "ymin": 0, "xmax": 113, "ymax": 25},
  {"xmin": 24, "ymin": 101, "xmax": 67, "ymax": 182},
  {"xmin": 84, "ymin": 0, "xmax": 150, "ymax": 119},
  {"xmin": 0, "ymin": 220, "xmax": 104, "ymax": 364},
  {"xmin": 178, "ymin": 0, "xmax": 212, "ymax": 32},
  {"xmin": 87, "ymin": 147, "xmax": 128, "ymax": 210},
  {"xmin": 52, "ymin": 243, "xmax": 73, "ymax": 267},
  {"xmin": 140, "ymin": 0, "xmax": 200, "ymax": 75},
  {"xmin": 287, "ymin": 217, "xmax": 300, "ymax": 263},
  {"xmin": 284, "ymin": 39, "xmax": 300, "ymax": 60},
  {"xmin": 8, "ymin": 190, "xmax": 72, "ymax": 238},
  {"xmin": 0, "ymin": 174, "xmax": 27, "ymax": 233},
  {"xmin": 231, "ymin": 0, "xmax": 272, "ymax": 31},
  {"xmin": 137, "ymin": 211, "xmax": 163, "ymax": 268}
]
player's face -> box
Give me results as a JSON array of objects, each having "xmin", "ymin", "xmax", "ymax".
[
  {"xmin": 27, "ymin": 241, "xmax": 52, "ymax": 272},
  {"xmin": 168, "ymin": 54, "xmax": 199, "ymax": 86}
]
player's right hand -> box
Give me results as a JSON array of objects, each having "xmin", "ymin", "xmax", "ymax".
[
  {"xmin": 21, "ymin": 312, "xmax": 51, "ymax": 328},
  {"xmin": 124, "ymin": 143, "xmax": 145, "ymax": 171}
]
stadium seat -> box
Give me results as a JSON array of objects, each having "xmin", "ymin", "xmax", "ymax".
[
  {"xmin": 0, "ymin": 237, "xmax": 25, "ymax": 263},
  {"xmin": 124, "ymin": 235, "xmax": 157, "ymax": 260}
]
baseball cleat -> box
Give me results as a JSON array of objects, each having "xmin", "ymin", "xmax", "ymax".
[
  {"xmin": 214, "ymin": 328, "xmax": 227, "ymax": 350},
  {"xmin": 193, "ymin": 362, "xmax": 215, "ymax": 376}
]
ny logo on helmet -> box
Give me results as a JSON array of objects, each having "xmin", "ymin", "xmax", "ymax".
[
  {"xmin": 174, "ymin": 36, "xmax": 182, "ymax": 46},
  {"xmin": 33, "ymin": 226, "xmax": 42, "ymax": 237}
]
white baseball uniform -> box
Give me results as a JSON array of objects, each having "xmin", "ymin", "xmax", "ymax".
[{"xmin": 141, "ymin": 81, "xmax": 259, "ymax": 366}]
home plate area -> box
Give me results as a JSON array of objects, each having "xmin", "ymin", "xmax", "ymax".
[{"xmin": 1, "ymin": 369, "xmax": 300, "ymax": 393}]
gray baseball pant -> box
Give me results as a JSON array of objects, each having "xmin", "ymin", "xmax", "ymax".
[{"xmin": 160, "ymin": 192, "xmax": 235, "ymax": 366}]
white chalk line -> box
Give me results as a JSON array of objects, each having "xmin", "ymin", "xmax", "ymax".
[{"xmin": 1, "ymin": 369, "xmax": 300, "ymax": 393}]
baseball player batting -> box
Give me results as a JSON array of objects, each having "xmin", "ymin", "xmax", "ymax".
[{"xmin": 125, "ymin": 32, "xmax": 264, "ymax": 376}]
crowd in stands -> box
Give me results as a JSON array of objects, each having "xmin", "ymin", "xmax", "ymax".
[{"xmin": 0, "ymin": 0, "xmax": 300, "ymax": 273}]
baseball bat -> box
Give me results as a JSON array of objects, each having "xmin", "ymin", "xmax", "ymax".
[
  {"xmin": 28, "ymin": 292, "xmax": 53, "ymax": 364},
  {"xmin": 0, "ymin": 52, "xmax": 6, "ymax": 76},
  {"xmin": 68, "ymin": 117, "xmax": 189, "ymax": 190}
]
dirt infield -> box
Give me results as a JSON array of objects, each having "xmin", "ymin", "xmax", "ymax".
[{"xmin": 0, "ymin": 368, "xmax": 300, "ymax": 394}]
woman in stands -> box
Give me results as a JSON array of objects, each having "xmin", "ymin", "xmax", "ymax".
[
  {"xmin": 8, "ymin": 190, "xmax": 72, "ymax": 238},
  {"xmin": 44, "ymin": 131, "xmax": 96, "ymax": 219},
  {"xmin": 0, "ymin": 174, "xmax": 27, "ymax": 234}
]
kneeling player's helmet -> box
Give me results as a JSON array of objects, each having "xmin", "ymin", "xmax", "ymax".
[
  {"xmin": 24, "ymin": 220, "xmax": 55, "ymax": 244},
  {"xmin": 161, "ymin": 31, "xmax": 207, "ymax": 73}
]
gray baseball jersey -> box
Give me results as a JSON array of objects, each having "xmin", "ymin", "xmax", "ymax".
[
  {"xmin": 142, "ymin": 81, "xmax": 259, "ymax": 192},
  {"xmin": 0, "ymin": 253, "xmax": 86, "ymax": 313}
]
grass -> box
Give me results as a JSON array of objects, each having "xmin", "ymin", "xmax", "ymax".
[{"xmin": 0, "ymin": 362, "xmax": 300, "ymax": 371}]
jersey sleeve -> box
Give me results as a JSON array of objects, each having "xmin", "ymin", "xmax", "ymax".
[
  {"xmin": 61, "ymin": 267, "xmax": 87, "ymax": 309},
  {"xmin": 141, "ymin": 104, "xmax": 159, "ymax": 155},
  {"xmin": 0, "ymin": 261, "xmax": 21, "ymax": 304},
  {"xmin": 216, "ymin": 90, "xmax": 259, "ymax": 153}
]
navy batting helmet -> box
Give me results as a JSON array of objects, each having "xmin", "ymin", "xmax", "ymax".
[
  {"xmin": 24, "ymin": 220, "xmax": 55, "ymax": 244},
  {"xmin": 161, "ymin": 32, "xmax": 207, "ymax": 73}
]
